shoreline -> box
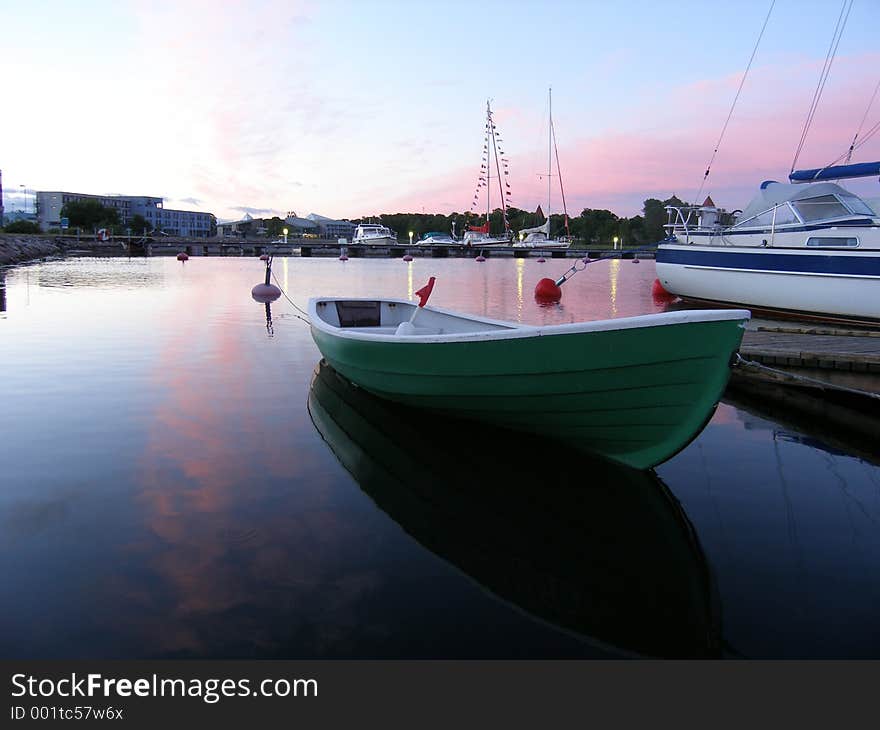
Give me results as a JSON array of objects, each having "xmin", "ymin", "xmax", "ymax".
[{"xmin": 0, "ymin": 234, "xmax": 62, "ymax": 265}]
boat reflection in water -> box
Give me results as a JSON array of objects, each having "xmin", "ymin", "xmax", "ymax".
[{"xmin": 308, "ymin": 360, "xmax": 721, "ymax": 658}]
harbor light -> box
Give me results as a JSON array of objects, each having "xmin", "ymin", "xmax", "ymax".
[
  {"xmin": 613, "ymin": 236, "xmax": 619, "ymax": 250},
  {"xmin": 283, "ymin": 227, "xmax": 288, "ymax": 244},
  {"xmin": 408, "ymin": 230, "xmax": 414, "ymax": 245}
]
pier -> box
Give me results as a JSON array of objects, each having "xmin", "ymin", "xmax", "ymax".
[
  {"xmin": 741, "ymin": 320, "xmax": 880, "ymax": 376},
  {"xmin": 134, "ymin": 239, "xmax": 641, "ymax": 260},
  {"xmin": 731, "ymin": 319, "xmax": 880, "ymax": 453}
]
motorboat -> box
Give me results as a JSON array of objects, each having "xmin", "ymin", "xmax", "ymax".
[
  {"xmin": 352, "ymin": 223, "xmax": 398, "ymax": 246},
  {"xmin": 419, "ymin": 231, "xmax": 457, "ymax": 245}
]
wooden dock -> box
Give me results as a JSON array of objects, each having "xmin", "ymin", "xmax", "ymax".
[
  {"xmin": 741, "ymin": 321, "xmax": 880, "ymax": 373},
  {"xmin": 735, "ymin": 319, "xmax": 880, "ymax": 401},
  {"xmin": 728, "ymin": 319, "xmax": 879, "ymax": 458}
]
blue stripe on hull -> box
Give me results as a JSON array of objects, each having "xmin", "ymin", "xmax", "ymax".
[{"xmin": 656, "ymin": 247, "xmax": 880, "ymax": 276}]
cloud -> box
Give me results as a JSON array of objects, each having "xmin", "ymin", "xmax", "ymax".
[{"xmin": 383, "ymin": 52, "xmax": 880, "ymax": 218}]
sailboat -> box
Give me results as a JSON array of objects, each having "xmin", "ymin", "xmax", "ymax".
[
  {"xmin": 462, "ymin": 100, "xmax": 513, "ymax": 247},
  {"xmin": 514, "ymin": 88, "xmax": 573, "ymax": 250},
  {"xmin": 656, "ymin": 3, "xmax": 880, "ymax": 323}
]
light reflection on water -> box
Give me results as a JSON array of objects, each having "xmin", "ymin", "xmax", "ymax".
[{"xmin": 1, "ymin": 255, "xmax": 878, "ymax": 659}]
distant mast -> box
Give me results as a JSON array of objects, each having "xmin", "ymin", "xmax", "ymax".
[
  {"xmin": 471, "ymin": 100, "xmax": 511, "ymax": 236},
  {"xmin": 548, "ymin": 88, "xmax": 552, "ymax": 222},
  {"xmin": 486, "ymin": 100, "xmax": 492, "ymax": 228},
  {"xmin": 538, "ymin": 86, "xmax": 570, "ymax": 238}
]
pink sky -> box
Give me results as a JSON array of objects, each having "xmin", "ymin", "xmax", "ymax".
[{"xmin": 2, "ymin": 2, "xmax": 878, "ymax": 221}]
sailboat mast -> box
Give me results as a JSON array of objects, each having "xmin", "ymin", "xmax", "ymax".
[
  {"xmin": 548, "ymin": 87, "xmax": 552, "ymax": 221},
  {"xmin": 486, "ymin": 100, "xmax": 491, "ymax": 228},
  {"xmin": 489, "ymin": 102, "xmax": 508, "ymax": 234},
  {"xmin": 550, "ymin": 98, "xmax": 570, "ymax": 235}
]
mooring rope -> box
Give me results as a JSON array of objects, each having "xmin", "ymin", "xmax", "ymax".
[
  {"xmin": 553, "ymin": 242, "xmax": 660, "ymax": 287},
  {"xmin": 268, "ymin": 266, "xmax": 311, "ymax": 325},
  {"xmin": 733, "ymin": 353, "xmax": 880, "ymax": 401}
]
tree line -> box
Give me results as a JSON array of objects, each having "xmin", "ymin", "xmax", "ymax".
[
  {"xmin": 4, "ymin": 196, "xmax": 690, "ymax": 245},
  {"xmin": 361, "ymin": 196, "xmax": 687, "ymax": 247}
]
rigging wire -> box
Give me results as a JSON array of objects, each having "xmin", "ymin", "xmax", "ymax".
[
  {"xmin": 790, "ymin": 0, "xmax": 853, "ymax": 173},
  {"xmin": 550, "ymin": 115, "xmax": 570, "ymax": 234},
  {"xmin": 845, "ymin": 76, "xmax": 880, "ymax": 163},
  {"xmin": 822, "ymin": 116, "xmax": 880, "ymax": 169},
  {"xmin": 694, "ymin": 0, "xmax": 775, "ymax": 205}
]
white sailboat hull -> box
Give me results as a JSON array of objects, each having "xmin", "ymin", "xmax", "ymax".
[{"xmin": 656, "ymin": 244, "xmax": 880, "ymax": 321}]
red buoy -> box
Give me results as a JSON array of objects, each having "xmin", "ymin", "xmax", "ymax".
[
  {"xmin": 176, "ymin": 252, "xmax": 188, "ymax": 261},
  {"xmin": 652, "ymin": 277, "xmax": 677, "ymax": 305},
  {"xmin": 403, "ymin": 254, "xmax": 413, "ymax": 262},
  {"xmin": 339, "ymin": 253, "xmax": 349, "ymax": 261},
  {"xmin": 475, "ymin": 255, "xmax": 486, "ymax": 262},
  {"xmin": 260, "ymin": 254, "xmax": 269, "ymax": 261},
  {"xmin": 537, "ymin": 256, "xmax": 546, "ymax": 263},
  {"xmin": 534, "ymin": 277, "xmax": 562, "ymax": 302},
  {"xmin": 652, "ymin": 278, "xmax": 669, "ymax": 296}
]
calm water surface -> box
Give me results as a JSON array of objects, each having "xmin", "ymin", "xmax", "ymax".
[{"xmin": 1, "ymin": 256, "xmax": 878, "ymax": 658}]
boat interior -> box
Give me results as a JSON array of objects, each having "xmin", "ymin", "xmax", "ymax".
[{"xmin": 313, "ymin": 299, "xmax": 517, "ymax": 336}]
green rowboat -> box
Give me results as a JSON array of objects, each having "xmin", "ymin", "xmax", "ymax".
[{"xmin": 308, "ymin": 297, "xmax": 750, "ymax": 469}]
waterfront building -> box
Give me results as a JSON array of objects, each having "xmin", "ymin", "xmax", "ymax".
[
  {"xmin": 35, "ymin": 191, "xmax": 214, "ymax": 237},
  {"xmin": 285, "ymin": 213, "xmax": 319, "ymax": 237},
  {"xmin": 216, "ymin": 212, "xmax": 323, "ymax": 239},
  {"xmin": 176, "ymin": 209, "xmax": 355, "ymax": 240},
  {"xmin": 127, "ymin": 196, "xmax": 214, "ymax": 237},
  {"xmin": 217, "ymin": 213, "xmax": 275, "ymax": 238},
  {"xmin": 306, "ymin": 213, "xmax": 356, "ymax": 240}
]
